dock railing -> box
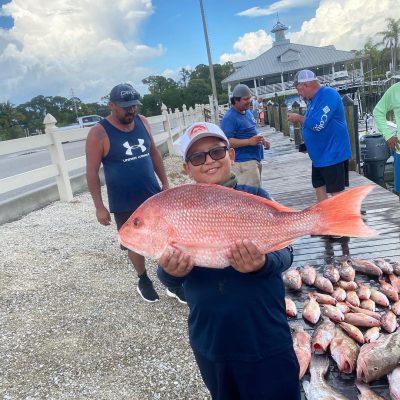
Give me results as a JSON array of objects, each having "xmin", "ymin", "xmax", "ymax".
[{"xmin": 0, "ymin": 103, "xmax": 207, "ymax": 205}]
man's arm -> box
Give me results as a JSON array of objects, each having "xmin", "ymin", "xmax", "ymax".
[
  {"xmin": 140, "ymin": 115, "xmax": 170, "ymax": 190},
  {"xmin": 373, "ymin": 85, "xmax": 395, "ymax": 140},
  {"xmin": 85, "ymin": 125, "xmax": 111, "ymax": 225}
]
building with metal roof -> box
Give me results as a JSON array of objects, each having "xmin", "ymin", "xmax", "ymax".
[{"xmin": 222, "ymin": 21, "xmax": 364, "ymax": 99}]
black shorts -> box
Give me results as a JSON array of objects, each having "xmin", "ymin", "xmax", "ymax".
[
  {"xmin": 312, "ymin": 160, "xmax": 349, "ymax": 193},
  {"xmin": 114, "ymin": 211, "xmax": 134, "ymax": 250}
]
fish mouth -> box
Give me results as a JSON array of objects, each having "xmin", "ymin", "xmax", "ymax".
[
  {"xmin": 342, "ymin": 360, "xmax": 353, "ymax": 374},
  {"xmin": 312, "ymin": 344, "xmax": 325, "ymax": 354}
]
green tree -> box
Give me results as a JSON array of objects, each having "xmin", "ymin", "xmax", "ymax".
[
  {"xmin": 142, "ymin": 75, "xmax": 178, "ymax": 103},
  {"xmin": 0, "ymin": 101, "xmax": 26, "ymax": 140},
  {"xmin": 378, "ymin": 17, "xmax": 400, "ymax": 72},
  {"xmin": 179, "ymin": 68, "xmax": 192, "ymax": 87}
]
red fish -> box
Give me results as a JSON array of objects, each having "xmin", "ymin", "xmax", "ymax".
[{"xmin": 118, "ymin": 184, "xmax": 376, "ymax": 268}]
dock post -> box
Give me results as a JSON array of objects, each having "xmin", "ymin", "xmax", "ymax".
[
  {"xmin": 280, "ymin": 102, "xmax": 290, "ymax": 136},
  {"xmin": 342, "ymin": 95, "xmax": 358, "ymax": 172},
  {"xmin": 267, "ymin": 101, "xmax": 274, "ymax": 128},
  {"xmin": 273, "ymin": 102, "xmax": 281, "ymax": 132},
  {"xmin": 291, "ymin": 101, "xmax": 303, "ymax": 146}
]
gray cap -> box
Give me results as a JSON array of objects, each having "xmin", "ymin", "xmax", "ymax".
[
  {"xmin": 232, "ymin": 83, "xmax": 252, "ymax": 98},
  {"xmin": 109, "ymin": 83, "xmax": 142, "ymax": 107}
]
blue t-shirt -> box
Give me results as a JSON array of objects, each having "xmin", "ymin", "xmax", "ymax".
[
  {"xmin": 302, "ymin": 86, "xmax": 351, "ymax": 167},
  {"xmin": 100, "ymin": 117, "xmax": 161, "ymax": 213},
  {"xmin": 157, "ymin": 184, "xmax": 293, "ymax": 362},
  {"xmin": 221, "ymin": 108, "xmax": 264, "ymax": 162}
]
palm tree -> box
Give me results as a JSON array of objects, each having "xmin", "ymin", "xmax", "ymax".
[{"xmin": 378, "ymin": 17, "xmax": 400, "ymax": 73}]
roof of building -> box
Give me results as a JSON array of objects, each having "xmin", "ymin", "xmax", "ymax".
[{"xmin": 222, "ymin": 42, "xmax": 356, "ymax": 85}]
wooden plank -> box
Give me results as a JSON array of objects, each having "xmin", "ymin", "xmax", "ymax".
[{"xmin": 260, "ymin": 127, "xmax": 399, "ymax": 400}]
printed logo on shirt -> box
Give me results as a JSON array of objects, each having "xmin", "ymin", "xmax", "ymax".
[
  {"xmin": 313, "ymin": 105, "xmax": 331, "ymax": 131},
  {"xmin": 123, "ymin": 139, "xmax": 146, "ymax": 155}
]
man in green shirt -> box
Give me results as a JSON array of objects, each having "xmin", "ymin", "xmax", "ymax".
[{"xmin": 373, "ymin": 82, "xmax": 400, "ymax": 194}]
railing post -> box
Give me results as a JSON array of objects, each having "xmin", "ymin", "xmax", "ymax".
[
  {"xmin": 174, "ymin": 107, "xmax": 183, "ymax": 135},
  {"xmin": 280, "ymin": 102, "xmax": 290, "ymax": 137},
  {"xmin": 182, "ymin": 104, "xmax": 188, "ymax": 128},
  {"xmin": 44, "ymin": 113, "xmax": 74, "ymax": 202},
  {"xmin": 342, "ymin": 95, "xmax": 358, "ymax": 172},
  {"xmin": 161, "ymin": 104, "xmax": 174, "ymax": 155},
  {"xmin": 272, "ymin": 102, "xmax": 281, "ymax": 132},
  {"xmin": 291, "ymin": 101, "xmax": 303, "ymax": 147},
  {"xmin": 266, "ymin": 101, "xmax": 274, "ymax": 128}
]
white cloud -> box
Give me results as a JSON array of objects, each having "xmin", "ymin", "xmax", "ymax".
[
  {"xmin": 288, "ymin": 0, "xmax": 400, "ymax": 51},
  {"xmin": 237, "ymin": 0, "xmax": 317, "ymax": 17},
  {"xmin": 0, "ymin": 0, "xmax": 164, "ymax": 104},
  {"xmin": 219, "ymin": 30, "xmax": 273, "ymax": 64},
  {"xmin": 221, "ymin": 0, "xmax": 400, "ymax": 64}
]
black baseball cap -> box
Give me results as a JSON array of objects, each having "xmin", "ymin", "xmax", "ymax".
[{"xmin": 109, "ymin": 83, "xmax": 142, "ymax": 107}]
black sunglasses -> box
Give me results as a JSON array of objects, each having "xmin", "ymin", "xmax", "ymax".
[{"xmin": 186, "ymin": 146, "xmax": 228, "ymax": 166}]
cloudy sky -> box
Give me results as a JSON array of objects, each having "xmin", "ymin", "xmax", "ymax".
[{"xmin": 0, "ymin": 0, "xmax": 399, "ymax": 105}]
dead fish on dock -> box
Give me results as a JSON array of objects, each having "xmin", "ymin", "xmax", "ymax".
[
  {"xmin": 323, "ymin": 264, "xmax": 340, "ymax": 283},
  {"xmin": 311, "ymin": 318, "xmax": 335, "ymax": 354},
  {"xmin": 313, "ymin": 274, "xmax": 334, "ymax": 294},
  {"xmin": 301, "ymin": 264, "xmax": 317, "ymax": 286},
  {"xmin": 387, "ymin": 366, "xmax": 400, "ymax": 400},
  {"xmin": 338, "ymin": 260, "xmax": 356, "ymax": 282},
  {"xmin": 285, "ymin": 297, "xmax": 297, "ymax": 317},
  {"xmin": 364, "ymin": 327, "xmax": 380, "ymax": 343},
  {"xmin": 370, "ymin": 288, "xmax": 390, "ymax": 307},
  {"xmin": 355, "ymin": 381, "xmax": 385, "ymax": 400},
  {"xmin": 118, "ymin": 184, "xmax": 376, "ymax": 268},
  {"xmin": 303, "ymin": 295, "xmax": 321, "ymax": 324},
  {"xmin": 350, "ymin": 258, "xmax": 383, "ymax": 277},
  {"xmin": 344, "ymin": 313, "xmax": 381, "ymax": 328},
  {"xmin": 356, "ymin": 330, "xmax": 400, "ymax": 383},
  {"xmin": 338, "ymin": 322, "xmax": 364, "ymax": 345},
  {"xmin": 381, "ymin": 310, "xmax": 398, "ymax": 333},
  {"xmin": 374, "ymin": 258, "xmax": 394, "ymax": 275},
  {"xmin": 330, "ymin": 326, "xmax": 360, "ymax": 374},
  {"xmin": 378, "ymin": 279, "xmax": 399, "ymax": 302},
  {"xmin": 291, "ymin": 323, "xmax": 311, "ymax": 379},
  {"xmin": 282, "ymin": 269, "xmax": 302, "ymax": 290},
  {"xmin": 303, "ymin": 355, "xmax": 349, "ymax": 400}
]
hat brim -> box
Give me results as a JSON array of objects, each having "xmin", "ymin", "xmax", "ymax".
[
  {"xmin": 184, "ymin": 132, "xmax": 230, "ymax": 159},
  {"xmin": 112, "ymin": 99, "xmax": 142, "ymax": 107}
]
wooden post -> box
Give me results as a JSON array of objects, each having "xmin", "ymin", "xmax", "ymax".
[
  {"xmin": 266, "ymin": 101, "xmax": 273, "ymax": 128},
  {"xmin": 280, "ymin": 102, "xmax": 290, "ymax": 136},
  {"xmin": 342, "ymin": 95, "xmax": 358, "ymax": 172},
  {"xmin": 161, "ymin": 103, "xmax": 174, "ymax": 155},
  {"xmin": 291, "ymin": 101, "xmax": 303, "ymax": 146},
  {"xmin": 44, "ymin": 113, "xmax": 74, "ymax": 201},
  {"xmin": 273, "ymin": 102, "xmax": 280, "ymax": 132}
]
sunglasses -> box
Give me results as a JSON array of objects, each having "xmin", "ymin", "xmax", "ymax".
[{"xmin": 186, "ymin": 146, "xmax": 228, "ymax": 166}]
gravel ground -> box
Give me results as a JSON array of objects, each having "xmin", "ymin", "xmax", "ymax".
[{"xmin": 0, "ymin": 156, "xmax": 210, "ymax": 400}]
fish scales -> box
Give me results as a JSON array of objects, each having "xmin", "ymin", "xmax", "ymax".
[{"xmin": 119, "ymin": 184, "xmax": 376, "ymax": 268}]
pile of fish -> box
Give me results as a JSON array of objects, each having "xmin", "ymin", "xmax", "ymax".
[{"xmin": 284, "ymin": 258, "xmax": 400, "ymax": 400}]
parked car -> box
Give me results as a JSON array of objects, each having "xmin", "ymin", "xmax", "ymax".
[{"xmin": 77, "ymin": 115, "xmax": 103, "ymax": 128}]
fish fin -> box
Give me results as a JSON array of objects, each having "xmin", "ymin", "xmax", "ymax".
[
  {"xmin": 307, "ymin": 185, "xmax": 377, "ymax": 237},
  {"xmin": 267, "ymin": 239, "xmax": 296, "ymax": 252},
  {"xmin": 198, "ymin": 183, "xmax": 297, "ymax": 213}
]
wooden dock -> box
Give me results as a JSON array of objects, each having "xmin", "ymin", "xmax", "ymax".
[{"xmin": 260, "ymin": 126, "xmax": 400, "ymax": 400}]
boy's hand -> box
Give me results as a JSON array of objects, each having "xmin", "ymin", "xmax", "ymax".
[
  {"xmin": 159, "ymin": 248, "xmax": 194, "ymax": 277},
  {"xmin": 227, "ymin": 239, "xmax": 266, "ymax": 273}
]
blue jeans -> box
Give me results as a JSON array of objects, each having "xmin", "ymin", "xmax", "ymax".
[{"xmin": 394, "ymin": 152, "xmax": 400, "ymax": 193}]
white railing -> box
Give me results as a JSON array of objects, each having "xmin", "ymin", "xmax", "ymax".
[{"xmin": 0, "ymin": 103, "xmax": 207, "ymax": 203}]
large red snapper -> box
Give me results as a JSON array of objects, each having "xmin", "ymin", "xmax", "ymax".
[{"xmin": 118, "ymin": 183, "xmax": 376, "ymax": 268}]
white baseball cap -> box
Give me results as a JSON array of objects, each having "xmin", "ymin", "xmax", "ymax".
[
  {"xmin": 180, "ymin": 122, "xmax": 229, "ymax": 159},
  {"xmin": 293, "ymin": 70, "xmax": 318, "ymax": 87}
]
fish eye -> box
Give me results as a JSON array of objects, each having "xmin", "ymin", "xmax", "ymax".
[{"xmin": 133, "ymin": 217, "xmax": 140, "ymax": 227}]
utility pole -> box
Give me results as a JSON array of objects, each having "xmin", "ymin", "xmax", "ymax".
[
  {"xmin": 70, "ymin": 88, "xmax": 79, "ymax": 121},
  {"xmin": 199, "ymin": 0, "xmax": 219, "ymax": 125}
]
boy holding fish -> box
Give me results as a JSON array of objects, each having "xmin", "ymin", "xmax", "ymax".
[{"xmin": 156, "ymin": 122, "xmax": 300, "ymax": 400}]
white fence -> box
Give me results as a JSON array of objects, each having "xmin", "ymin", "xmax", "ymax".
[{"xmin": 0, "ymin": 103, "xmax": 208, "ymax": 204}]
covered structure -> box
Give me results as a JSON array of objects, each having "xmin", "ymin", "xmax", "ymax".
[{"xmin": 222, "ymin": 21, "xmax": 364, "ymax": 99}]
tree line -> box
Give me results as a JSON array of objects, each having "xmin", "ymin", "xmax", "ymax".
[
  {"xmin": 0, "ymin": 62, "xmax": 233, "ymax": 141},
  {"xmin": 1, "ymin": 16, "xmax": 399, "ymax": 141}
]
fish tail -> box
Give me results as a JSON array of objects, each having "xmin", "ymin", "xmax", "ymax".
[{"xmin": 307, "ymin": 185, "xmax": 377, "ymax": 237}]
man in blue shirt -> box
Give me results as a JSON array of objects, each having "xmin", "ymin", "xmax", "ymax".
[
  {"xmin": 221, "ymin": 84, "xmax": 270, "ymax": 187},
  {"xmin": 288, "ymin": 70, "xmax": 351, "ymax": 202}
]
